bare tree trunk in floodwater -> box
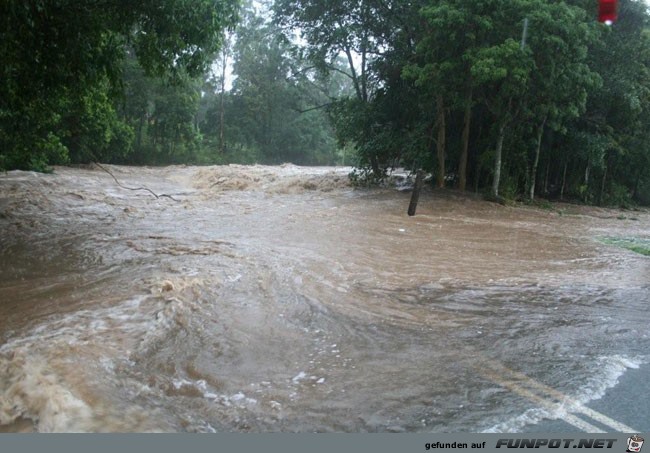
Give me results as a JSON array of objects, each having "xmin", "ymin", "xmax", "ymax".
[
  {"xmin": 408, "ymin": 169, "xmax": 425, "ymax": 216},
  {"xmin": 492, "ymin": 121, "xmax": 507, "ymax": 198},
  {"xmin": 560, "ymin": 160, "xmax": 568, "ymax": 200},
  {"xmin": 529, "ymin": 116, "xmax": 546, "ymax": 201},
  {"xmin": 436, "ymin": 95, "xmax": 446, "ymax": 188},
  {"xmin": 458, "ymin": 88, "xmax": 472, "ymax": 191}
]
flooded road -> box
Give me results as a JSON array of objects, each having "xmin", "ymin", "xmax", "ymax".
[{"xmin": 0, "ymin": 165, "xmax": 648, "ymax": 432}]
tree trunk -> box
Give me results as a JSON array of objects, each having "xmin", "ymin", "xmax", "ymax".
[
  {"xmin": 458, "ymin": 87, "xmax": 472, "ymax": 191},
  {"xmin": 633, "ymin": 170, "xmax": 641, "ymax": 200},
  {"xmin": 529, "ymin": 117, "xmax": 546, "ymax": 201},
  {"xmin": 543, "ymin": 158, "xmax": 550, "ymax": 195},
  {"xmin": 436, "ymin": 95, "xmax": 446, "ymax": 189},
  {"xmin": 360, "ymin": 35, "xmax": 368, "ymax": 103},
  {"xmin": 474, "ymin": 123, "xmax": 483, "ymax": 193},
  {"xmin": 492, "ymin": 121, "xmax": 507, "ymax": 198},
  {"xmin": 344, "ymin": 46, "xmax": 362, "ymax": 101},
  {"xmin": 370, "ymin": 154, "xmax": 380, "ymax": 176},
  {"xmin": 408, "ymin": 169, "xmax": 425, "ymax": 216},
  {"xmin": 560, "ymin": 160, "xmax": 568, "ymax": 200},
  {"xmin": 219, "ymin": 44, "xmax": 227, "ymax": 154},
  {"xmin": 599, "ymin": 162, "xmax": 608, "ymax": 206},
  {"xmin": 137, "ymin": 116, "xmax": 144, "ymax": 148}
]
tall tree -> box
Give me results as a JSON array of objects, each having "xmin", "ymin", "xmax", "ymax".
[
  {"xmin": 0, "ymin": 0, "xmax": 239, "ymax": 170},
  {"xmin": 404, "ymin": 0, "xmax": 497, "ymax": 189},
  {"xmin": 201, "ymin": 3, "xmax": 340, "ymax": 164},
  {"xmin": 274, "ymin": 0, "xmax": 410, "ymax": 174},
  {"xmin": 523, "ymin": 1, "xmax": 600, "ymax": 201},
  {"xmin": 468, "ymin": 0, "xmax": 533, "ymax": 198}
]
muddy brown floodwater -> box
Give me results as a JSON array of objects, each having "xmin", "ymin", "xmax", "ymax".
[{"xmin": 0, "ymin": 164, "xmax": 648, "ymax": 432}]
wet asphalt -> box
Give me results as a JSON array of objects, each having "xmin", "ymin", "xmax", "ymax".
[{"xmin": 521, "ymin": 363, "xmax": 649, "ymax": 433}]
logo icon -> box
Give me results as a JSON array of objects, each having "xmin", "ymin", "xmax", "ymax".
[{"xmin": 627, "ymin": 435, "xmax": 644, "ymax": 453}]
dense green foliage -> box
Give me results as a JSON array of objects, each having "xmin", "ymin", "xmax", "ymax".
[
  {"xmin": 0, "ymin": 0, "xmax": 238, "ymax": 170},
  {"xmin": 0, "ymin": 0, "xmax": 342, "ymax": 169},
  {"xmin": 198, "ymin": 4, "xmax": 346, "ymax": 165},
  {"xmin": 1, "ymin": 0, "xmax": 649, "ymax": 206},
  {"xmin": 274, "ymin": 0, "xmax": 650, "ymax": 205}
]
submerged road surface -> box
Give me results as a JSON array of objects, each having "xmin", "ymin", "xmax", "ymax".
[
  {"xmin": 518, "ymin": 362, "xmax": 650, "ymax": 433},
  {"xmin": 0, "ymin": 165, "xmax": 648, "ymax": 432}
]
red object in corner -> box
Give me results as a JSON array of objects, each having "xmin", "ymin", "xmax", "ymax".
[{"xmin": 598, "ymin": 0, "xmax": 618, "ymax": 23}]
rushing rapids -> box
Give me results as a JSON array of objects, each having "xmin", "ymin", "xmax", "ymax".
[{"xmin": 0, "ymin": 164, "xmax": 648, "ymax": 432}]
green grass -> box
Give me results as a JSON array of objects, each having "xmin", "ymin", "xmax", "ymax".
[
  {"xmin": 532, "ymin": 199, "xmax": 554, "ymax": 210},
  {"xmin": 599, "ymin": 237, "xmax": 650, "ymax": 256}
]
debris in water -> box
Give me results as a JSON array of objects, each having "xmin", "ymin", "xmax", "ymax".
[{"xmin": 161, "ymin": 280, "xmax": 174, "ymax": 292}]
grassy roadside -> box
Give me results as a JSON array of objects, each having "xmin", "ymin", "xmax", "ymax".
[{"xmin": 599, "ymin": 237, "xmax": 650, "ymax": 256}]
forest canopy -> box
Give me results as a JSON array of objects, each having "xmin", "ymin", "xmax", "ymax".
[
  {"xmin": 1, "ymin": 0, "xmax": 649, "ymax": 206},
  {"xmin": 0, "ymin": 0, "xmax": 240, "ymax": 170}
]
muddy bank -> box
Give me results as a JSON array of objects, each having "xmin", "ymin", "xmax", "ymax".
[{"xmin": 0, "ymin": 165, "xmax": 648, "ymax": 432}]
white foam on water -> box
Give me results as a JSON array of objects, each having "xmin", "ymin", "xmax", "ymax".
[
  {"xmin": 482, "ymin": 355, "xmax": 644, "ymax": 433},
  {"xmin": 0, "ymin": 292, "xmax": 194, "ymax": 432},
  {"xmin": 231, "ymin": 392, "xmax": 246, "ymax": 401},
  {"xmin": 0, "ymin": 352, "xmax": 93, "ymax": 432},
  {"xmin": 292, "ymin": 371, "xmax": 307, "ymax": 383},
  {"xmin": 0, "ymin": 295, "xmax": 149, "ymax": 355},
  {"xmin": 574, "ymin": 355, "xmax": 642, "ymax": 404},
  {"xmin": 172, "ymin": 378, "xmax": 195, "ymax": 390},
  {"xmin": 170, "ymin": 376, "xmax": 261, "ymax": 409},
  {"xmin": 203, "ymin": 389, "xmax": 257, "ymax": 407},
  {"xmin": 203, "ymin": 423, "xmax": 217, "ymax": 433}
]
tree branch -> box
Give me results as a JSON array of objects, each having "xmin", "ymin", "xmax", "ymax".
[
  {"xmin": 93, "ymin": 162, "xmax": 180, "ymax": 201},
  {"xmin": 294, "ymin": 102, "xmax": 334, "ymax": 114}
]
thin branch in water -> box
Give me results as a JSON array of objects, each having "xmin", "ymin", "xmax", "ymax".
[{"xmin": 93, "ymin": 162, "xmax": 180, "ymax": 202}]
